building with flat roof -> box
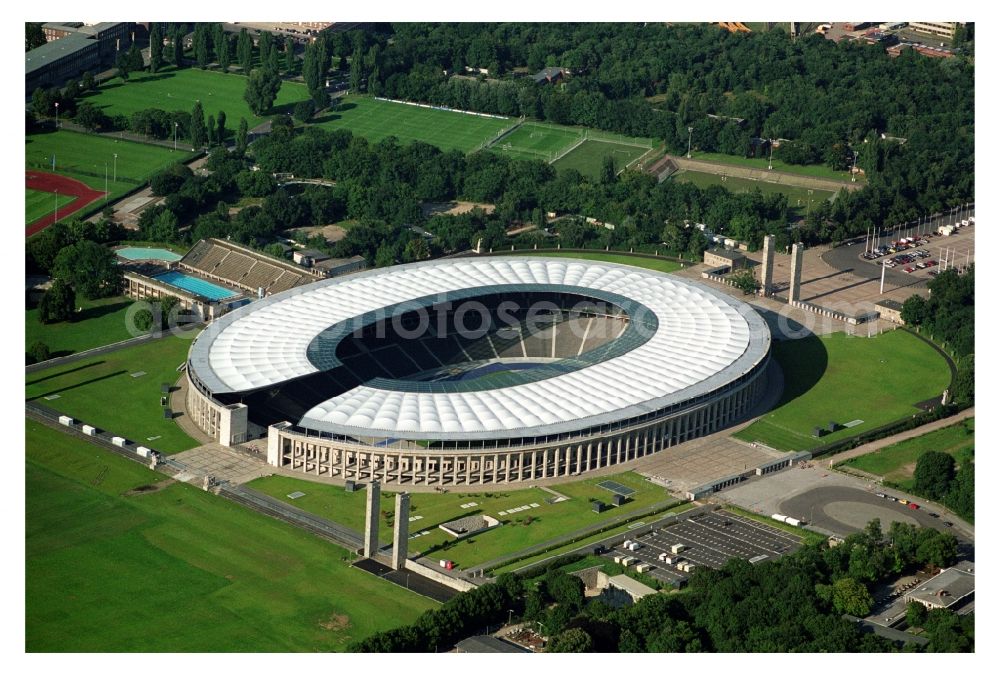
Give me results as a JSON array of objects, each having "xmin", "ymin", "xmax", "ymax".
[
  {"xmin": 455, "ymin": 635, "xmax": 529, "ymax": 653},
  {"xmin": 904, "ymin": 561, "xmax": 974, "ymax": 611},
  {"xmin": 27, "ymin": 22, "xmax": 132, "ymax": 93},
  {"xmin": 703, "ymin": 248, "xmax": 747, "ymax": 270},
  {"xmin": 908, "ymin": 21, "xmax": 959, "ymax": 40},
  {"xmin": 875, "ymin": 299, "xmax": 905, "ymax": 324}
]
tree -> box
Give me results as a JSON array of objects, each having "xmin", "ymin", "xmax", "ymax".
[
  {"xmin": 37, "ymin": 279, "xmax": 75, "ymax": 323},
  {"xmin": 236, "ymin": 117, "xmax": 249, "ymax": 153},
  {"xmin": 115, "ymin": 50, "xmax": 132, "ymax": 82},
  {"xmin": 27, "ymin": 340, "xmax": 51, "ymax": 364},
  {"xmin": 284, "ymin": 37, "xmax": 295, "ymax": 73},
  {"xmin": 52, "ymin": 241, "xmax": 121, "ymax": 299},
  {"xmin": 172, "ymin": 28, "xmax": 185, "ymax": 67},
  {"xmin": 914, "ymin": 451, "xmax": 956, "ymax": 501},
  {"xmin": 831, "ymin": 577, "xmax": 874, "ymax": 617},
  {"xmin": 206, "ymin": 114, "xmax": 217, "ymax": 146},
  {"xmin": 80, "ymin": 70, "xmax": 95, "ymax": 92},
  {"xmin": 374, "ymin": 242, "xmax": 397, "ymax": 267},
  {"xmin": 293, "ymin": 100, "xmax": 315, "ymax": 123},
  {"xmin": 190, "ymin": 101, "xmax": 207, "ymax": 148},
  {"xmin": 731, "ymin": 268, "xmax": 760, "ymax": 295},
  {"xmin": 600, "ymin": 154, "xmax": 617, "ymax": 185},
  {"xmin": 74, "ymin": 102, "xmax": 107, "ymax": 131},
  {"xmin": 237, "ymin": 28, "xmax": 253, "ymax": 73},
  {"xmin": 403, "ymin": 237, "xmax": 430, "ymax": 262},
  {"xmin": 900, "ymin": 294, "xmax": 928, "ymax": 326},
  {"xmin": 194, "ymin": 23, "xmax": 212, "ymax": 68},
  {"xmin": 133, "ymin": 307, "xmax": 154, "ymax": 332},
  {"xmin": 149, "ymin": 23, "xmax": 164, "ymax": 73},
  {"xmin": 906, "ymin": 601, "xmax": 928, "ymax": 628},
  {"xmin": 127, "ymin": 43, "xmax": 144, "ymax": 72},
  {"xmin": 215, "ymin": 28, "xmax": 231, "ymax": 72},
  {"xmin": 916, "ymin": 531, "xmax": 958, "ymax": 569},
  {"xmin": 243, "ymin": 68, "xmax": 282, "ymax": 116},
  {"xmin": 26, "ymin": 22, "xmax": 46, "ymax": 51},
  {"xmin": 216, "ymin": 110, "xmax": 227, "ymax": 145},
  {"xmin": 349, "ymin": 47, "xmax": 364, "ymax": 92},
  {"xmin": 546, "ymin": 628, "xmax": 592, "ymax": 653}
]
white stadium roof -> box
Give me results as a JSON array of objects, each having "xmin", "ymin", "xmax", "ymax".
[{"xmin": 189, "ymin": 257, "xmax": 770, "ymax": 440}]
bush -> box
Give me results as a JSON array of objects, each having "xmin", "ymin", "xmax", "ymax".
[
  {"xmin": 293, "ymin": 100, "xmax": 315, "ymax": 123},
  {"xmin": 27, "ymin": 340, "xmax": 51, "ymax": 364}
]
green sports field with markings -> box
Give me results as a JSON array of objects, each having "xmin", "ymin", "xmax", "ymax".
[
  {"xmin": 315, "ymin": 97, "xmax": 512, "ymax": 152},
  {"xmin": 25, "ymin": 188, "xmax": 74, "ymax": 226}
]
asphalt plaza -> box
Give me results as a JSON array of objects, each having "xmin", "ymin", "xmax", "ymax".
[{"xmin": 606, "ymin": 510, "xmax": 802, "ymax": 586}]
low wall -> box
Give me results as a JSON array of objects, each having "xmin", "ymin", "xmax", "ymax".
[{"xmin": 405, "ymin": 559, "xmax": 477, "ymax": 592}]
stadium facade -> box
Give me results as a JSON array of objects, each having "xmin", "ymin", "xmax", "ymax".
[{"xmin": 185, "ymin": 257, "xmax": 772, "ymax": 486}]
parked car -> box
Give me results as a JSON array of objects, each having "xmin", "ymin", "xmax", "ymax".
[
  {"xmin": 904, "ymin": 267, "xmax": 914, "ymax": 273},
  {"xmin": 908, "ymin": 503, "xmax": 919, "ymax": 510},
  {"xmin": 943, "ymin": 521, "xmax": 953, "ymax": 527}
]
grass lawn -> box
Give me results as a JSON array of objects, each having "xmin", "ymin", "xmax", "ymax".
[
  {"xmin": 248, "ymin": 471, "xmax": 673, "ymax": 569},
  {"xmin": 25, "ymin": 335, "xmax": 200, "ymax": 453},
  {"xmin": 314, "ymin": 97, "xmax": 511, "ymax": 153},
  {"xmin": 735, "ymin": 331, "xmax": 952, "ymax": 452},
  {"xmin": 552, "ymin": 139, "xmax": 650, "ymax": 179},
  {"xmin": 26, "ymin": 188, "xmax": 74, "ymax": 226},
  {"xmin": 26, "ymin": 130, "xmax": 195, "ymax": 205},
  {"xmin": 26, "ymin": 295, "xmax": 138, "ymax": 358},
  {"xmin": 80, "ymin": 66, "xmax": 310, "ymax": 129},
  {"xmin": 672, "ymin": 169, "xmax": 835, "ymax": 216},
  {"xmin": 840, "ymin": 418, "xmax": 975, "ymax": 490},
  {"xmin": 689, "ymin": 150, "xmax": 859, "ymax": 183},
  {"xmin": 503, "ymin": 250, "xmax": 684, "ymax": 274},
  {"xmin": 25, "ymin": 420, "xmax": 436, "ymax": 651}
]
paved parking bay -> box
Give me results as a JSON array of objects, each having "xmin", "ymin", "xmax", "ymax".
[{"xmin": 606, "ymin": 510, "xmax": 802, "ymax": 586}]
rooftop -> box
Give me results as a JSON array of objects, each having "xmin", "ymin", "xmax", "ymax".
[
  {"xmin": 608, "ymin": 574, "xmax": 657, "ymax": 600},
  {"xmin": 26, "ymin": 33, "xmax": 96, "ymax": 75},
  {"xmin": 706, "ymin": 248, "xmax": 745, "ymax": 260},
  {"xmin": 190, "ymin": 257, "xmax": 770, "ymax": 440},
  {"xmin": 907, "ymin": 562, "xmax": 975, "ymax": 609}
]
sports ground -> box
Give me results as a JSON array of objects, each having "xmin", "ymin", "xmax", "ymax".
[
  {"xmin": 690, "ymin": 150, "xmax": 860, "ymax": 183},
  {"xmin": 492, "ymin": 121, "xmax": 654, "ymax": 179},
  {"xmin": 249, "ymin": 470, "xmax": 672, "ymax": 570},
  {"xmin": 26, "ymin": 130, "xmax": 194, "ymax": 231},
  {"xmin": 80, "ymin": 66, "xmax": 310, "ymax": 128},
  {"xmin": 735, "ymin": 331, "xmax": 952, "ymax": 452},
  {"xmin": 26, "ymin": 188, "xmax": 74, "ymax": 226},
  {"xmin": 316, "ymin": 97, "xmax": 512, "ymax": 152},
  {"xmin": 25, "ymin": 420, "xmax": 436, "ymax": 651},
  {"xmin": 25, "ymin": 172, "xmax": 107, "ymax": 236},
  {"xmin": 840, "ymin": 417, "xmax": 975, "ymax": 489},
  {"xmin": 671, "ymin": 169, "xmax": 835, "ymax": 213},
  {"xmin": 25, "ymin": 335, "xmax": 201, "ymax": 453}
]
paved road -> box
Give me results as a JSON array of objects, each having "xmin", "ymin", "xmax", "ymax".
[{"xmin": 822, "ymin": 407, "xmax": 974, "ymax": 467}]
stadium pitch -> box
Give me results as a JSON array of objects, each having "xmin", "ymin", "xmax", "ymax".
[
  {"xmin": 492, "ymin": 122, "xmax": 653, "ymax": 178},
  {"xmin": 315, "ymin": 97, "xmax": 511, "ymax": 153}
]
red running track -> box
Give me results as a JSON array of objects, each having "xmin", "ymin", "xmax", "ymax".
[{"xmin": 26, "ymin": 171, "xmax": 106, "ymax": 237}]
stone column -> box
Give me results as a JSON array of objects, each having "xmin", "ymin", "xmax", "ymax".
[
  {"xmin": 760, "ymin": 234, "xmax": 775, "ymax": 296},
  {"xmin": 364, "ymin": 480, "xmax": 381, "ymax": 559},
  {"xmin": 391, "ymin": 492, "xmax": 410, "ymax": 571},
  {"xmin": 789, "ymin": 242, "xmax": 804, "ymax": 303}
]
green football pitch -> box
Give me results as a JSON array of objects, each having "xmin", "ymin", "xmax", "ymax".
[
  {"xmin": 25, "ymin": 335, "xmax": 201, "ymax": 453},
  {"xmin": 25, "ymin": 420, "xmax": 436, "ymax": 651},
  {"xmin": 25, "ymin": 188, "xmax": 74, "ymax": 226},
  {"xmin": 493, "ymin": 122, "xmax": 582, "ymax": 161},
  {"xmin": 735, "ymin": 331, "xmax": 952, "ymax": 452},
  {"xmin": 671, "ymin": 169, "xmax": 835, "ymax": 215},
  {"xmin": 552, "ymin": 139, "xmax": 650, "ymax": 179},
  {"xmin": 79, "ymin": 66, "xmax": 310, "ymax": 128},
  {"xmin": 26, "ymin": 130, "xmax": 194, "ymax": 207},
  {"xmin": 315, "ymin": 97, "xmax": 512, "ymax": 152}
]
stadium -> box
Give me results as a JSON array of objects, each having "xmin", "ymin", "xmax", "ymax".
[{"xmin": 185, "ymin": 257, "xmax": 772, "ymax": 486}]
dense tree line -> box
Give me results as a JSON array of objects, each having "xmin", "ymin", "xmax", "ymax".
[
  {"xmin": 913, "ymin": 445, "xmax": 975, "ymax": 523},
  {"xmin": 352, "ymin": 519, "xmax": 968, "ymax": 653},
  {"xmin": 344, "ymin": 23, "xmax": 972, "ymax": 243},
  {"xmin": 900, "ymin": 267, "xmax": 974, "ymax": 358}
]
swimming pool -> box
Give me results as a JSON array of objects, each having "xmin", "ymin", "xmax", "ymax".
[
  {"xmin": 116, "ymin": 247, "xmax": 183, "ymax": 262},
  {"xmin": 154, "ymin": 271, "xmax": 238, "ymax": 301}
]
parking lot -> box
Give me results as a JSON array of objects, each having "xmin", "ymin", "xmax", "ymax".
[
  {"xmin": 859, "ymin": 218, "xmax": 974, "ymax": 281},
  {"xmin": 605, "ymin": 510, "xmax": 802, "ymax": 587}
]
